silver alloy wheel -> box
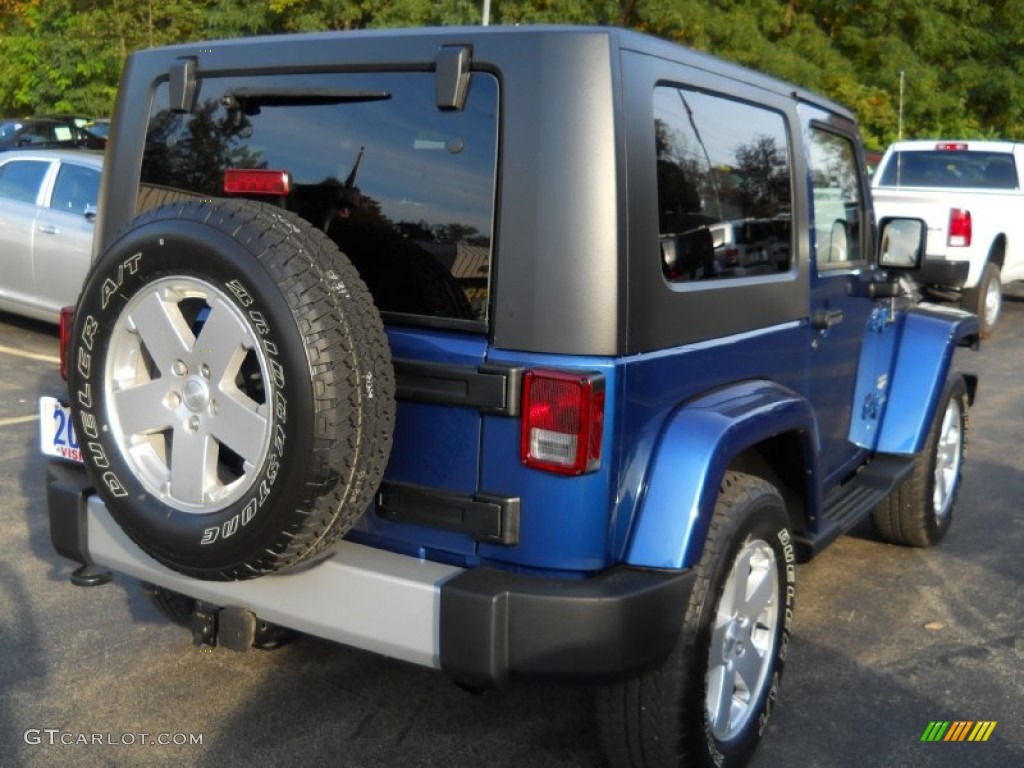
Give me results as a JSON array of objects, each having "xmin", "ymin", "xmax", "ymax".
[
  {"xmin": 104, "ymin": 276, "xmax": 272, "ymax": 514},
  {"xmin": 932, "ymin": 397, "xmax": 963, "ymax": 524},
  {"xmin": 983, "ymin": 275, "xmax": 1002, "ymax": 329},
  {"xmin": 706, "ymin": 538, "xmax": 780, "ymax": 742}
]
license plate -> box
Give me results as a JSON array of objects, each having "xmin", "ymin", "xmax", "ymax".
[{"xmin": 39, "ymin": 396, "xmax": 83, "ymax": 463}]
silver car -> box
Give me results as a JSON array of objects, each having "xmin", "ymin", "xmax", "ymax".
[{"xmin": 0, "ymin": 149, "xmax": 102, "ymax": 323}]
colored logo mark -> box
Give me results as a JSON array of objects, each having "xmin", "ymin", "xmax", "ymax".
[{"xmin": 921, "ymin": 721, "xmax": 997, "ymax": 742}]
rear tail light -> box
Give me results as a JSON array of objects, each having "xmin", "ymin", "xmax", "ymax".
[
  {"xmin": 948, "ymin": 208, "xmax": 972, "ymax": 247},
  {"xmin": 59, "ymin": 306, "xmax": 74, "ymax": 381},
  {"xmin": 223, "ymin": 169, "xmax": 291, "ymax": 196},
  {"xmin": 936, "ymin": 142, "xmax": 969, "ymax": 151},
  {"xmin": 521, "ymin": 369, "xmax": 605, "ymax": 475}
]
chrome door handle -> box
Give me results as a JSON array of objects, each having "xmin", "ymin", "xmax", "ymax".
[{"xmin": 38, "ymin": 224, "xmax": 60, "ymax": 234}]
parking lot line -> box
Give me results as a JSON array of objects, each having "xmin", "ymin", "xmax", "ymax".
[
  {"xmin": 0, "ymin": 343, "xmax": 59, "ymax": 364},
  {"xmin": 0, "ymin": 414, "xmax": 39, "ymax": 427}
]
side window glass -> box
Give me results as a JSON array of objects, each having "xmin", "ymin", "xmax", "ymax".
[
  {"xmin": 809, "ymin": 128, "xmax": 863, "ymax": 267},
  {"xmin": 654, "ymin": 86, "xmax": 792, "ymax": 282},
  {"xmin": 20, "ymin": 124, "xmax": 51, "ymax": 145},
  {"xmin": 0, "ymin": 160, "xmax": 49, "ymax": 204},
  {"xmin": 50, "ymin": 163, "xmax": 100, "ymax": 214}
]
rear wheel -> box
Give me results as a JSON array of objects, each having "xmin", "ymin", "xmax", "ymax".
[
  {"xmin": 597, "ymin": 472, "xmax": 794, "ymax": 767},
  {"xmin": 873, "ymin": 374, "xmax": 968, "ymax": 547},
  {"xmin": 961, "ymin": 261, "xmax": 1001, "ymax": 336}
]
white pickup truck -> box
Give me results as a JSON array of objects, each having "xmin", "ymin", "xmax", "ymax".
[{"xmin": 872, "ymin": 139, "xmax": 1024, "ymax": 334}]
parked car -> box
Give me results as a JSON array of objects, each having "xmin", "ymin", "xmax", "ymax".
[
  {"xmin": 0, "ymin": 149, "xmax": 102, "ymax": 322},
  {"xmin": 83, "ymin": 118, "xmax": 111, "ymax": 144},
  {"xmin": 42, "ymin": 26, "xmax": 979, "ymax": 768},
  {"xmin": 872, "ymin": 139, "xmax": 1024, "ymax": 334},
  {"xmin": 0, "ymin": 116, "xmax": 105, "ymax": 152}
]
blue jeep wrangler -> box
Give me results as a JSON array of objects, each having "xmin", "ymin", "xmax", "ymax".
[{"xmin": 42, "ymin": 25, "xmax": 979, "ymax": 767}]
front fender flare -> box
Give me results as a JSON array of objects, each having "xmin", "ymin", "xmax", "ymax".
[
  {"xmin": 624, "ymin": 381, "xmax": 817, "ymax": 570},
  {"xmin": 877, "ymin": 305, "xmax": 979, "ymax": 454}
]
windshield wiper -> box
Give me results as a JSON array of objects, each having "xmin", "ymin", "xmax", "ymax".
[{"xmin": 221, "ymin": 88, "xmax": 391, "ymax": 113}]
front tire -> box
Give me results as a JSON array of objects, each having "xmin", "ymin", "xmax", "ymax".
[
  {"xmin": 597, "ymin": 472, "xmax": 795, "ymax": 767},
  {"xmin": 873, "ymin": 374, "xmax": 968, "ymax": 547}
]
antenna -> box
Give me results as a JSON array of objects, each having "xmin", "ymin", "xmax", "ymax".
[{"xmin": 898, "ymin": 70, "xmax": 905, "ymax": 141}]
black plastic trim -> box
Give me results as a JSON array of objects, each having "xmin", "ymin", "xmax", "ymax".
[
  {"xmin": 394, "ymin": 359, "xmax": 523, "ymax": 416},
  {"xmin": 46, "ymin": 461, "xmax": 95, "ymax": 566},
  {"xmin": 439, "ymin": 565, "xmax": 695, "ymax": 687},
  {"xmin": 917, "ymin": 258, "xmax": 970, "ymax": 288},
  {"xmin": 376, "ymin": 481, "xmax": 520, "ymax": 545}
]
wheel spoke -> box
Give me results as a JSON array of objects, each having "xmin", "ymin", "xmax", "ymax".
[
  {"xmin": 933, "ymin": 401, "xmax": 962, "ymax": 515},
  {"xmin": 210, "ymin": 393, "xmax": 268, "ymax": 465},
  {"xmin": 195, "ymin": 298, "xmax": 252, "ymax": 382},
  {"xmin": 128, "ymin": 290, "xmax": 194, "ymax": 372},
  {"xmin": 743, "ymin": 563, "xmax": 775, "ymax": 619},
  {"xmin": 113, "ymin": 380, "xmax": 174, "ymax": 436},
  {"xmin": 706, "ymin": 662, "xmax": 733, "ymax": 733},
  {"xmin": 733, "ymin": 642, "xmax": 765, "ymax": 695},
  {"xmin": 725, "ymin": 547, "xmax": 754, "ymax": 615},
  {"xmin": 170, "ymin": 430, "xmax": 218, "ymax": 505}
]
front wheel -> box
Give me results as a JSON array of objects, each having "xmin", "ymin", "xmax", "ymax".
[
  {"xmin": 597, "ymin": 472, "xmax": 795, "ymax": 768},
  {"xmin": 873, "ymin": 374, "xmax": 969, "ymax": 547}
]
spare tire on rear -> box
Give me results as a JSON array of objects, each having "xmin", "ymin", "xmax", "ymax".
[{"xmin": 68, "ymin": 199, "xmax": 395, "ymax": 581}]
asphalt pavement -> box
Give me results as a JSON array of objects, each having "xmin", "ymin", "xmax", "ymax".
[{"xmin": 0, "ymin": 293, "xmax": 1021, "ymax": 768}]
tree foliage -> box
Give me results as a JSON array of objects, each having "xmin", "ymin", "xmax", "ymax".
[{"xmin": 2, "ymin": 0, "xmax": 1023, "ymax": 148}]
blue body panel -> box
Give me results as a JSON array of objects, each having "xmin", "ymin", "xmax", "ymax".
[
  {"xmin": 623, "ymin": 381, "xmax": 817, "ymax": 569},
  {"xmin": 479, "ymin": 351, "xmax": 620, "ymax": 573},
  {"xmin": 350, "ymin": 304, "xmax": 972, "ymax": 576},
  {"xmin": 348, "ymin": 328, "xmax": 487, "ymax": 563},
  {"xmin": 611, "ymin": 322, "xmax": 808, "ymax": 563},
  {"xmin": 847, "ymin": 305, "xmax": 899, "ymax": 450},
  {"xmin": 876, "ymin": 305, "xmax": 979, "ymax": 454}
]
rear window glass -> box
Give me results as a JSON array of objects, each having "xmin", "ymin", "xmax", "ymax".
[
  {"xmin": 141, "ymin": 72, "xmax": 499, "ymax": 328},
  {"xmin": 877, "ymin": 150, "xmax": 1019, "ymax": 189}
]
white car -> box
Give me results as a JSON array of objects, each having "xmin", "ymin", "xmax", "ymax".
[{"xmin": 0, "ymin": 149, "xmax": 102, "ymax": 323}]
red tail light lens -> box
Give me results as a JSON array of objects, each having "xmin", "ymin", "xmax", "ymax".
[
  {"xmin": 935, "ymin": 142, "xmax": 969, "ymax": 151},
  {"xmin": 59, "ymin": 306, "xmax": 74, "ymax": 381},
  {"xmin": 223, "ymin": 169, "xmax": 291, "ymax": 196},
  {"xmin": 948, "ymin": 208, "xmax": 972, "ymax": 247},
  {"xmin": 521, "ymin": 370, "xmax": 605, "ymax": 475}
]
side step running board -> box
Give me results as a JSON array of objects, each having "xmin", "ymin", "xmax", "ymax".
[{"xmin": 795, "ymin": 455, "xmax": 916, "ymax": 560}]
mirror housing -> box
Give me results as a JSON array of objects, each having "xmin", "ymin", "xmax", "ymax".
[{"xmin": 878, "ymin": 217, "xmax": 926, "ymax": 270}]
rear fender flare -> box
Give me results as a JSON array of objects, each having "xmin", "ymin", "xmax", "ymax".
[{"xmin": 623, "ymin": 381, "xmax": 818, "ymax": 569}]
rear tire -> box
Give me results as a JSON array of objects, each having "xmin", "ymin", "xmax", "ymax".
[
  {"xmin": 873, "ymin": 374, "xmax": 968, "ymax": 547},
  {"xmin": 597, "ymin": 472, "xmax": 794, "ymax": 768},
  {"xmin": 961, "ymin": 261, "xmax": 1001, "ymax": 336}
]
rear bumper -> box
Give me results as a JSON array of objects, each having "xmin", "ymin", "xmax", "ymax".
[
  {"xmin": 916, "ymin": 256, "xmax": 970, "ymax": 288},
  {"xmin": 46, "ymin": 462, "xmax": 693, "ymax": 687}
]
